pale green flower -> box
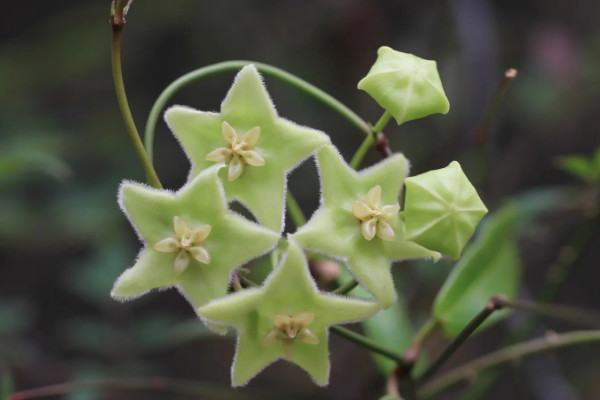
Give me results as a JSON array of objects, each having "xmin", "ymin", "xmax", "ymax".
[
  {"xmin": 111, "ymin": 165, "xmax": 280, "ymax": 311},
  {"xmin": 166, "ymin": 65, "xmax": 330, "ymax": 232},
  {"xmin": 197, "ymin": 239, "xmax": 379, "ymax": 386},
  {"xmin": 293, "ymin": 145, "xmax": 440, "ymax": 308}
]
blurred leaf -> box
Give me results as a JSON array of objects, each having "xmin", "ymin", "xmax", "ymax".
[
  {"xmin": 433, "ymin": 204, "xmax": 520, "ymax": 337},
  {"xmin": 511, "ymin": 185, "xmax": 582, "ymax": 232},
  {"xmin": 0, "ymin": 137, "xmax": 71, "ymax": 184},
  {"xmin": 64, "ymin": 240, "xmax": 131, "ymax": 307},
  {"xmin": 0, "ymin": 299, "xmax": 34, "ymax": 335},
  {"xmin": 57, "ymin": 318, "xmax": 116, "ymax": 354},
  {"xmin": 557, "ymin": 148, "xmax": 600, "ymax": 183}
]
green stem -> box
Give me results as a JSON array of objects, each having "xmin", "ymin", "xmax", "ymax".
[
  {"xmin": 349, "ymin": 111, "xmax": 392, "ymax": 169},
  {"xmin": 286, "ymin": 191, "xmax": 307, "ymax": 228},
  {"xmin": 144, "ymin": 61, "xmax": 372, "ymax": 160},
  {"xmin": 418, "ymin": 330, "xmax": 600, "ymax": 399},
  {"xmin": 416, "ymin": 295, "xmax": 506, "ymax": 382},
  {"xmin": 461, "ymin": 191, "xmax": 600, "ymax": 399},
  {"xmin": 330, "ymin": 325, "xmax": 410, "ymax": 369},
  {"xmin": 372, "ymin": 111, "xmax": 393, "ymax": 133},
  {"xmin": 332, "ymin": 279, "xmax": 359, "ymax": 295},
  {"xmin": 349, "ymin": 134, "xmax": 375, "ymax": 169},
  {"xmin": 111, "ymin": 9, "xmax": 162, "ymax": 189}
]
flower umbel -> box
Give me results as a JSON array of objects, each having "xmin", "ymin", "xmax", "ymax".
[
  {"xmin": 353, "ymin": 185, "xmax": 400, "ymax": 241},
  {"xmin": 206, "ymin": 121, "xmax": 265, "ymax": 181},
  {"xmin": 261, "ymin": 312, "xmax": 320, "ymax": 359},
  {"xmin": 154, "ymin": 216, "xmax": 212, "ymax": 274}
]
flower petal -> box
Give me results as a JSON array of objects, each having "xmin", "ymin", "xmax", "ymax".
[
  {"xmin": 382, "ymin": 204, "xmax": 400, "ymax": 220},
  {"xmin": 174, "ymin": 250, "xmax": 191, "ymax": 275},
  {"xmin": 240, "ymin": 150, "xmax": 265, "ymax": 167},
  {"xmin": 377, "ymin": 220, "xmax": 396, "ymax": 241},
  {"xmin": 352, "ymin": 201, "xmax": 372, "ymax": 220},
  {"xmin": 192, "ymin": 224, "xmax": 212, "ymax": 243},
  {"xmin": 365, "ymin": 185, "xmax": 382, "ymax": 208},
  {"xmin": 361, "ymin": 218, "xmax": 377, "ymax": 241},
  {"xmin": 189, "ymin": 246, "xmax": 211, "ymax": 264},
  {"xmin": 228, "ymin": 155, "xmax": 245, "ymax": 181},
  {"xmin": 173, "ymin": 216, "xmax": 189, "ymax": 239},
  {"xmin": 294, "ymin": 312, "xmax": 315, "ymax": 329},
  {"xmin": 261, "ymin": 330, "xmax": 279, "ymax": 346},
  {"xmin": 153, "ymin": 237, "xmax": 179, "ymax": 253},
  {"xmin": 222, "ymin": 121, "xmax": 238, "ymax": 144},
  {"xmin": 206, "ymin": 147, "xmax": 232, "ymax": 162},
  {"xmin": 298, "ymin": 328, "xmax": 320, "ymax": 345},
  {"xmin": 240, "ymin": 126, "xmax": 261, "ymax": 148}
]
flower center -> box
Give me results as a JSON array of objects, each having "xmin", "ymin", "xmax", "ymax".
[
  {"xmin": 153, "ymin": 216, "xmax": 212, "ymax": 275},
  {"xmin": 352, "ymin": 185, "xmax": 399, "ymax": 241},
  {"xmin": 261, "ymin": 311, "xmax": 320, "ymax": 359},
  {"xmin": 206, "ymin": 121, "xmax": 265, "ymax": 181}
]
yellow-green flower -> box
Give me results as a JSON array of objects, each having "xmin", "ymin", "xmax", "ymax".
[
  {"xmin": 166, "ymin": 65, "xmax": 330, "ymax": 232},
  {"xmin": 111, "ymin": 165, "xmax": 280, "ymax": 311},
  {"xmin": 293, "ymin": 145, "xmax": 440, "ymax": 308},
  {"xmin": 197, "ymin": 239, "xmax": 379, "ymax": 386}
]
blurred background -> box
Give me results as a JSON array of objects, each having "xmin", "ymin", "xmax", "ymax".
[{"xmin": 1, "ymin": 0, "xmax": 599, "ymax": 399}]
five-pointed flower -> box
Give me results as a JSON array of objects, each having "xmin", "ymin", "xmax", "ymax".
[
  {"xmin": 197, "ymin": 239, "xmax": 379, "ymax": 387},
  {"xmin": 165, "ymin": 65, "xmax": 330, "ymax": 232},
  {"xmin": 111, "ymin": 165, "xmax": 280, "ymax": 310},
  {"xmin": 293, "ymin": 145, "xmax": 440, "ymax": 308}
]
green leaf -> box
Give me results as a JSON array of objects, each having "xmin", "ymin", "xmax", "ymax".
[
  {"xmin": 357, "ymin": 46, "xmax": 450, "ymax": 125},
  {"xmin": 433, "ymin": 204, "xmax": 520, "ymax": 336},
  {"xmin": 558, "ymin": 156, "xmax": 595, "ymax": 181}
]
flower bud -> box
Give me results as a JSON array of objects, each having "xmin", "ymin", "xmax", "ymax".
[
  {"xmin": 358, "ymin": 46, "xmax": 450, "ymax": 125},
  {"xmin": 403, "ymin": 161, "xmax": 487, "ymax": 259}
]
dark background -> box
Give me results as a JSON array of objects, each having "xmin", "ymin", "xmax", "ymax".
[{"xmin": 1, "ymin": 1, "xmax": 599, "ymax": 399}]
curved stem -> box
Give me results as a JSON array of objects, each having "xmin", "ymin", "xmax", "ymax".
[
  {"xmin": 111, "ymin": 8, "xmax": 162, "ymax": 189},
  {"xmin": 144, "ymin": 61, "xmax": 372, "ymax": 159},
  {"xmin": 330, "ymin": 325, "xmax": 410, "ymax": 369},
  {"xmin": 418, "ymin": 330, "xmax": 600, "ymax": 399},
  {"xmin": 350, "ymin": 134, "xmax": 375, "ymax": 169}
]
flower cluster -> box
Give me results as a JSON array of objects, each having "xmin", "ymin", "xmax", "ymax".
[{"xmin": 112, "ymin": 48, "xmax": 487, "ymax": 386}]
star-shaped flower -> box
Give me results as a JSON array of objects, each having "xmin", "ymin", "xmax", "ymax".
[
  {"xmin": 165, "ymin": 65, "xmax": 330, "ymax": 232},
  {"xmin": 111, "ymin": 165, "xmax": 280, "ymax": 311},
  {"xmin": 197, "ymin": 239, "xmax": 379, "ymax": 386},
  {"xmin": 292, "ymin": 145, "xmax": 440, "ymax": 308}
]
